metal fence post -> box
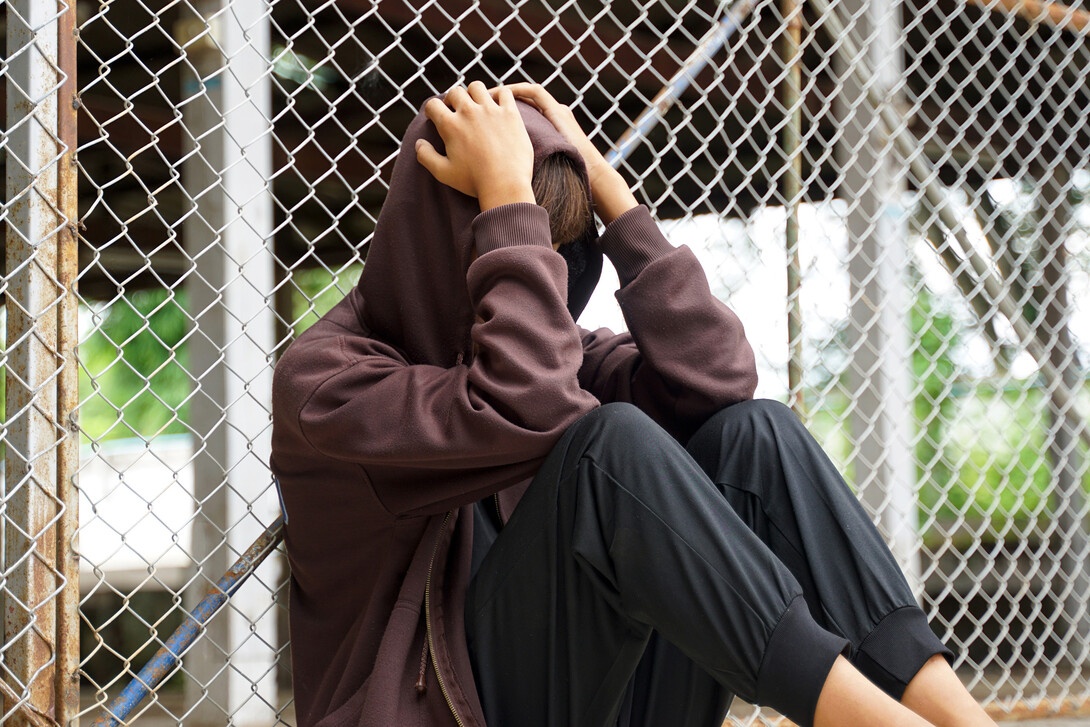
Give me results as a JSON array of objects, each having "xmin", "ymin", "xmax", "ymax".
[
  {"xmin": 56, "ymin": 0, "xmax": 81, "ymax": 722},
  {"xmin": 3, "ymin": 0, "xmax": 69, "ymax": 722},
  {"xmin": 177, "ymin": 1, "xmax": 279, "ymax": 724},
  {"xmin": 1038, "ymin": 164, "xmax": 1090, "ymax": 667},
  {"xmin": 835, "ymin": 0, "xmax": 923, "ymax": 593},
  {"xmin": 781, "ymin": 0, "xmax": 805, "ymax": 415}
]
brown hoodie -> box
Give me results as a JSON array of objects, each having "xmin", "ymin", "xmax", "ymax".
[{"xmin": 270, "ymin": 98, "xmax": 759, "ymax": 727}]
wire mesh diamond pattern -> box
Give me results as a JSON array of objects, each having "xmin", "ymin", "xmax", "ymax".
[{"xmin": 1, "ymin": 0, "xmax": 1088, "ymax": 723}]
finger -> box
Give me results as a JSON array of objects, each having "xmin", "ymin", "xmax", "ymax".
[
  {"xmin": 423, "ymin": 97, "xmax": 454, "ymax": 129},
  {"xmin": 414, "ymin": 138, "xmax": 453, "ymax": 182},
  {"xmin": 490, "ymin": 84, "xmax": 534, "ymax": 112},
  {"xmin": 444, "ymin": 85, "xmax": 471, "ymax": 110},
  {"xmin": 491, "ymin": 84, "xmax": 516, "ymax": 109},
  {"xmin": 492, "ymin": 81, "xmax": 535, "ymax": 100},
  {"xmin": 466, "ymin": 80, "xmax": 492, "ymax": 105},
  {"xmin": 506, "ymin": 82, "xmax": 554, "ymax": 106},
  {"xmin": 516, "ymin": 89, "xmax": 566, "ymax": 118}
]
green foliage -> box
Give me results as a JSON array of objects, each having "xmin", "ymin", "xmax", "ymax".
[
  {"xmin": 289, "ymin": 264, "xmax": 363, "ymax": 335},
  {"xmin": 79, "ymin": 289, "xmax": 191, "ymax": 442},
  {"xmin": 910, "ymin": 284, "xmax": 959, "ymax": 522},
  {"xmin": 907, "ymin": 279, "xmax": 1070, "ymax": 542},
  {"xmin": 71, "ymin": 261, "xmax": 1080, "ymax": 545},
  {"xmin": 76, "ymin": 266, "xmax": 362, "ymax": 442}
]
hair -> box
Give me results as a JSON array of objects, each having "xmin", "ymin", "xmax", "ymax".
[{"xmin": 531, "ymin": 152, "xmax": 594, "ymax": 247}]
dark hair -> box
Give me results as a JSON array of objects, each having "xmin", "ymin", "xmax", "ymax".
[{"xmin": 532, "ymin": 152, "xmax": 594, "ymax": 247}]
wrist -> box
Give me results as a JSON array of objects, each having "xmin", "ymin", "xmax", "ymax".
[
  {"xmin": 478, "ymin": 180, "xmax": 536, "ymax": 212},
  {"xmin": 591, "ymin": 170, "xmax": 639, "ymax": 225}
]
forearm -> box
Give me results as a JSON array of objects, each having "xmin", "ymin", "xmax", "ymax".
[
  {"xmin": 581, "ymin": 207, "xmax": 758, "ymax": 433},
  {"xmin": 588, "ymin": 163, "xmax": 639, "ymax": 226}
]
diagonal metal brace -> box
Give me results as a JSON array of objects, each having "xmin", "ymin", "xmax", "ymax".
[
  {"xmin": 808, "ymin": 0, "xmax": 1090, "ymax": 450},
  {"xmin": 89, "ymin": 516, "xmax": 285, "ymax": 727}
]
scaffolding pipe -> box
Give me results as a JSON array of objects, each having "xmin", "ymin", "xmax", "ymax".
[
  {"xmin": 605, "ymin": 0, "xmax": 758, "ymax": 169},
  {"xmin": 809, "ymin": 0, "xmax": 1090, "ymax": 451},
  {"xmin": 90, "ymin": 517, "xmax": 286, "ymax": 727}
]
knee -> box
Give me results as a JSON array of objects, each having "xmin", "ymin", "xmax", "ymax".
[
  {"xmin": 579, "ymin": 402, "xmax": 660, "ymax": 441},
  {"xmin": 563, "ymin": 402, "xmax": 675, "ymax": 465},
  {"xmin": 705, "ymin": 398, "xmax": 799, "ymax": 441},
  {"xmin": 688, "ymin": 399, "xmax": 809, "ymax": 466}
]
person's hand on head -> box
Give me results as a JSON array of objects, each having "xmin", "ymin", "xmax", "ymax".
[
  {"xmin": 493, "ymin": 82, "xmax": 638, "ymax": 225},
  {"xmin": 490, "ymin": 82, "xmax": 609, "ymax": 184},
  {"xmin": 415, "ymin": 81, "xmax": 537, "ymax": 212}
]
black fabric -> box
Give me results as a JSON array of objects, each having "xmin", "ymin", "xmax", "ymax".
[
  {"xmin": 854, "ymin": 606, "xmax": 954, "ymax": 699},
  {"xmin": 685, "ymin": 400, "xmax": 953, "ymax": 694},
  {"xmin": 560, "ymin": 231, "xmax": 601, "ymax": 321},
  {"xmin": 470, "ymin": 498, "xmax": 502, "ymax": 581},
  {"xmin": 464, "ymin": 399, "xmax": 952, "ymax": 727},
  {"xmin": 557, "ymin": 234, "xmax": 587, "ymax": 292}
]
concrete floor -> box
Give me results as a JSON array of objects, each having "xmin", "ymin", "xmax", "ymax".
[{"xmin": 82, "ymin": 690, "xmax": 1090, "ymax": 726}]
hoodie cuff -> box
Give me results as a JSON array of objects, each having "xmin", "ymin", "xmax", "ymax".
[
  {"xmin": 472, "ymin": 202, "xmax": 554, "ymax": 256},
  {"xmin": 596, "ymin": 204, "xmax": 676, "ymax": 286}
]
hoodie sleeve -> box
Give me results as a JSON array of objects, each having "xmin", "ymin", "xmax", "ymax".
[
  {"xmin": 274, "ymin": 203, "xmax": 600, "ymax": 516},
  {"xmin": 578, "ymin": 205, "xmax": 758, "ymax": 440}
]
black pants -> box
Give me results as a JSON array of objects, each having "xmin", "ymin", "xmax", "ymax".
[{"xmin": 464, "ymin": 400, "xmax": 951, "ymax": 727}]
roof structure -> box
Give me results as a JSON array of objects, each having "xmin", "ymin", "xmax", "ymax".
[{"xmin": 5, "ymin": 0, "xmax": 1086, "ymax": 297}]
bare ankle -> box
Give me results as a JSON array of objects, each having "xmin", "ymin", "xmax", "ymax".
[
  {"xmin": 814, "ymin": 656, "xmax": 935, "ymax": 727},
  {"xmin": 901, "ymin": 655, "xmax": 997, "ymax": 727}
]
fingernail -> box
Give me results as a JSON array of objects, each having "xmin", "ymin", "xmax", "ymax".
[{"xmin": 415, "ymin": 139, "xmax": 424, "ymax": 151}]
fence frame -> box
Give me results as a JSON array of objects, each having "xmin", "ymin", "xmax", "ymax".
[
  {"xmin": 3, "ymin": 0, "xmax": 1090, "ymax": 722},
  {"xmin": 3, "ymin": 0, "xmax": 80, "ymax": 723}
]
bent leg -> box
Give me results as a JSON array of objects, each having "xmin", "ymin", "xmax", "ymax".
[
  {"xmin": 465, "ymin": 403, "xmax": 848, "ymax": 727},
  {"xmin": 686, "ymin": 399, "xmax": 952, "ymax": 700},
  {"xmin": 616, "ymin": 632, "xmax": 733, "ymax": 727}
]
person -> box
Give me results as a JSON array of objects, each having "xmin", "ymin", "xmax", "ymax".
[{"xmin": 270, "ymin": 80, "xmax": 1000, "ymax": 727}]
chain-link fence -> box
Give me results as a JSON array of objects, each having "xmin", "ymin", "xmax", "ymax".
[{"xmin": 3, "ymin": 0, "xmax": 1090, "ymax": 723}]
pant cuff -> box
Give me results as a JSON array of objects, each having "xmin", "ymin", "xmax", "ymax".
[
  {"xmin": 852, "ymin": 605, "xmax": 954, "ymax": 700},
  {"xmin": 755, "ymin": 596, "xmax": 849, "ymax": 727}
]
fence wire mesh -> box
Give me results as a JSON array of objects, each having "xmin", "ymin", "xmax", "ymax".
[{"xmin": 2, "ymin": 0, "xmax": 1090, "ymax": 723}]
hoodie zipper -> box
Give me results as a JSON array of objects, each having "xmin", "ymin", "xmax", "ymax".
[
  {"xmin": 424, "ymin": 510, "xmax": 466, "ymax": 727},
  {"xmin": 493, "ymin": 493, "xmax": 502, "ymax": 524}
]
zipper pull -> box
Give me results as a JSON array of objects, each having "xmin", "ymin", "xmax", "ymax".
[{"xmin": 416, "ymin": 641, "xmax": 429, "ymax": 695}]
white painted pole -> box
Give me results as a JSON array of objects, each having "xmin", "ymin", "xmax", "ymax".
[
  {"xmin": 177, "ymin": 2, "xmax": 279, "ymax": 724},
  {"xmin": 836, "ymin": 0, "xmax": 923, "ymax": 594}
]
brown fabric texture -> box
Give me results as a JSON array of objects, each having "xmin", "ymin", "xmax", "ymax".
[{"xmin": 270, "ymin": 97, "xmax": 759, "ymax": 727}]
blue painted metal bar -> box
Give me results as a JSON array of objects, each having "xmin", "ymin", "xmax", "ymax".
[
  {"xmin": 90, "ymin": 516, "xmax": 286, "ymax": 726},
  {"xmin": 605, "ymin": 0, "xmax": 759, "ymax": 169}
]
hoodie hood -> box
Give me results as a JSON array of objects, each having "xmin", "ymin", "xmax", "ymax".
[{"xmin": 358, "ymin": 97, "xmax": 602, "ymax": 367}]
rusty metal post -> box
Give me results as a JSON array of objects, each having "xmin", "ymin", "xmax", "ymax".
[
  {"xmin": 968, "ymin": 0, "xmax": 1090, "ymax": 34},
  {"xmin": 4, "ymin": 0, "xmax": 65, "ymax": 722},
  {"xmin": 781, "ymin": 0, "xmax": 805, "ymax": 415},
  {"xmin": 56, "ymin": 1, "xmax": 81, "ymax": 724}
]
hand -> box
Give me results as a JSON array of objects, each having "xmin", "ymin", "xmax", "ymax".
[
  {"xmin": 416, "ymin": 81, "xmax": 536, "ymax": 211},
  {"xmin": 491, "ymin": 82, "xmax": 638, "ymax": 224}
]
